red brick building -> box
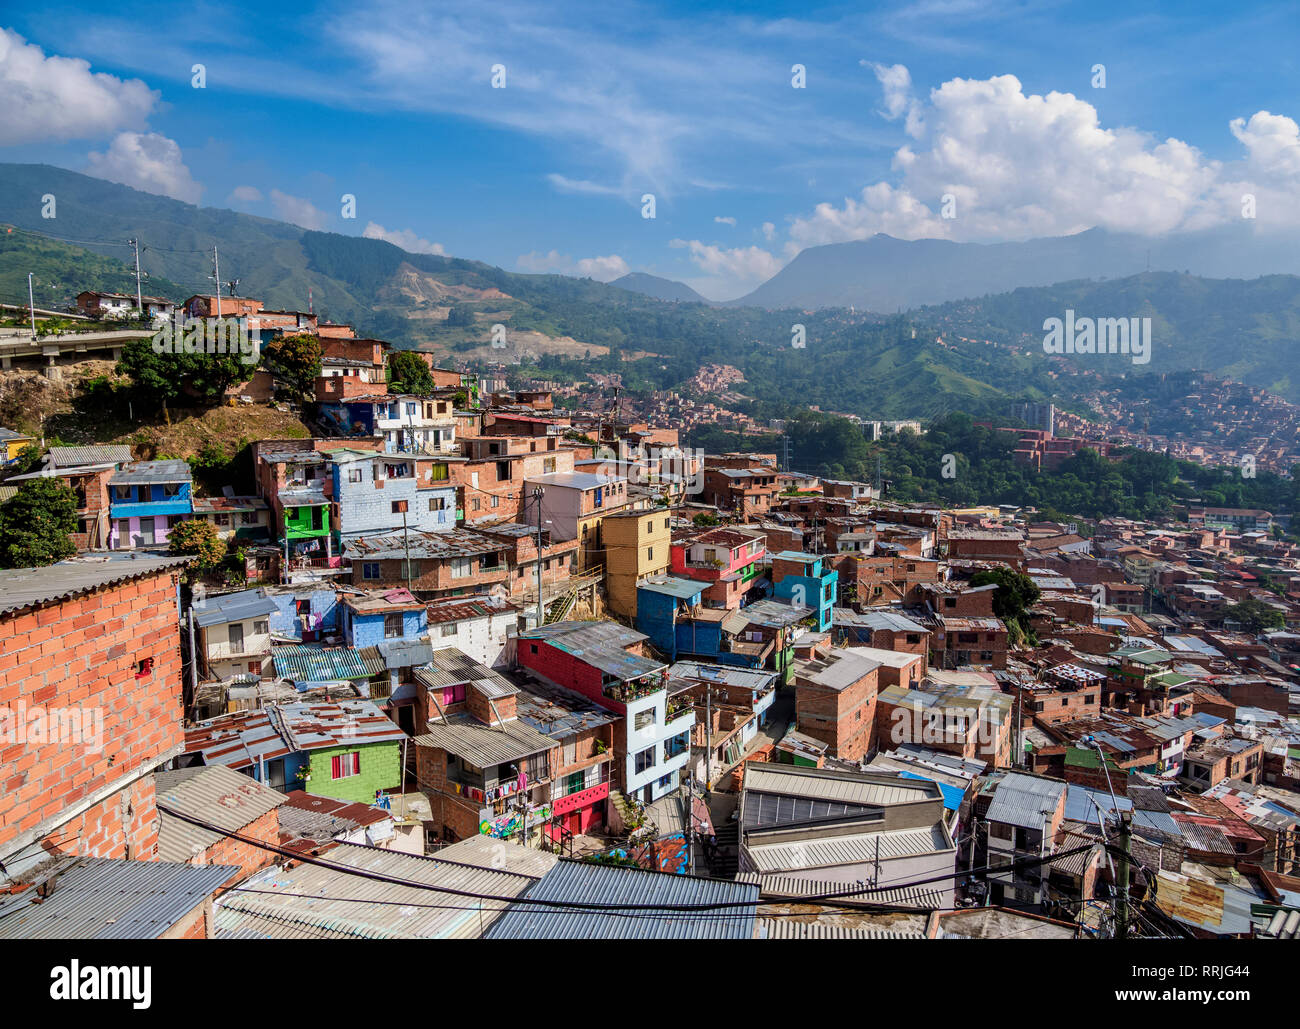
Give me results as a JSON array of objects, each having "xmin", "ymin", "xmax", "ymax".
[
  {"xmin": 792, "ymin": 645, "xmax": 880, "ymax": 763},
  {"xmin": 0, "ymin": 554, "xmax": 190, "ymax": 868}
]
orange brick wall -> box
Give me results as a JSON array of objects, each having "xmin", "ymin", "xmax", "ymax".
[
  {"xmin": 0, "ymin": 568, "xmax": 185, "ymax": 857},
  {"xmin": 202, "ymin": 806, "xmax": 281, "ymax": 886}
]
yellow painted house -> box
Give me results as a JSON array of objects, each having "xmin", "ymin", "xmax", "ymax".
[
  {"xmin": 0, "ymin": 428, "xmax": 35, "ymax": 466},
  {"xmin": 600, "ymin": 507, "xmax": 673, "ymax": 618}
]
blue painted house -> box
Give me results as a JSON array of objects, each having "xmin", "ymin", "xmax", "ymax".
[
  {"xmin": 637, "ymin": 575, "xmax": 765, "ymax": 668},
  {"xmin": 108, "ymin": 460, "xmax": 193, "ymax": 550},
  {"xmin": 772, "ymin": 551, "xmax": 838, "ymax": 632},
  {"xmin": 331, "ymin": 450, "xmax": 457, "ymax": 541},
  {"xmin": 266, "ymin": 587, "xmax": 342, "ymax": 641},
  {"xmin": 341, "ymin": 588, "xmax": 428, "ymax": 648}
]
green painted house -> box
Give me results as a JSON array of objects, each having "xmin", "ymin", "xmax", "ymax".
[{"xmin": 279, "ymin": 699, "xmax": 407, "ymax": 804}]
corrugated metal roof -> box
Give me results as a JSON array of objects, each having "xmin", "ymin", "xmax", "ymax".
[
  {"xmin": 485, "ymin": 860, "xmax": 759, "ymax": 939},
  {"xmin": 215, "ymin": 841, "xmax": 536, "ymax": 938},
  {"xmin": 273, "ymin": 644, "xmax": 374, "ymax": 682},
  {"xmin": 433, "ymin": 834, "xmax": 560, "ymax": 879},
  {"xmin": 745, "ymin": 823, "xmax": 954, "ymax": 874},
  {"xmin": 415, "ymin": 712, "xmax": 555, "ymax": 768},
  {"xmin": 0, "ymin": 553, "xmax": 188, "ymax": 616},
  {"xmin": 0, "ymin": 858, "xmax": 238, "ymax": 939},
  {"xmin": 519, "ymin": 620, "xmax": 664, "ymax": 681},
  {"xmin": 155, "ymin": 765, "xmax": 288, "ymax": 863},
  {"xmin": 277, "ymin": 699, "xmax": 408, "ymax": 750},
  {"xmin": 743, "ymin": 763, "xmax": 939, "ymax": 807},
  {"xmin": 109, "ymin": 459, "xmax": 192, "ymax": 485},
  {"xmin": 756, "ymin": 874, "xmax": 945, "ymax": 909},
  {"xmin": 985, "ymin": 773, "xmax": 1065, "ymax": 829},
  {"xmin": 46, "ymin": 444, "xmax": 132, "ymax": 468},
  {"xmin": 193, "ymin": 588, "xmax": 280, "ymax": 628},
  {"xmin": 753, "ymin": 917, "xmax": 924, "ymax": 939}
]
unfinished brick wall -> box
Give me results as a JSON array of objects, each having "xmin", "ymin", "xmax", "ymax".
[
  {"xmin": 202, "ymin": 806, "xmax": 281, "ymax": 886},
  {"xmin": 0, "ymin": 567, "xmax": 185, "ymax": 858},
  {"xmin": 795, "ymin": 669, "xmax": 878, "ymax": 764}
]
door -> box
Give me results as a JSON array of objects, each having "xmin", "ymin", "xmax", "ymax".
[{"xmin": 228, "ymin": 622, "xmax": 245, "ymax": 654}]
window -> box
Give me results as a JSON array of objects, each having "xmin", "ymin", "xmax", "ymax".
[
  {"xmin": 497, "ymin": 462, "xmax": 511, "ymax": 482},
  {"xmin": 491, "ymin": 496, "xmax": 500, "ymax": 508},
  {"xmin": 162, "ymin": 482, "xmax": 181, "ymax": 498},
  {"xmin": 429, "ymin": 497, "xmax": 446, "ymax": 512},
  {"xmin": 391, "ymin": 500, "xmax": 408, "ymax": 514},
  {"xmin": 228, "ymin": 623, "xmax": 245, "ymax": 652},
  {"xmin": 471, "ymin": 498, "xmax": 481, "ymax": 512},
  {"xmin": 348, "ymin": 468, "xmax": 363, "ymax": 482},
  {"xmin": 440, "ymin": 623, "xmax": 458, "ymax": 637},
  {"xmin": 635, "ymin": 747, "xmax": 656, "ymax": 774},
  {"xmin": 330, "ymin": 752, "xmax": 361, "ymax": 779},
  {"xmin": 634, "ymin": 710, "xmax": 655, "ymax": 731},
  {"xmin": 253, "ymin": 620, "xmax": 269, "ymax": 636},
  {"xmin": 450, "ymin": 557, "xmax": 473, "ymax": 578},
  {"xmin": 543, "ymin": 458, "xmax": 556, "ymax": 474},
  {"xmin": 384, "ymin": 613, "xmax": 403, "ymax": 639},
  {"xmin": 646, "ymin": 547, "xmax": 653, "ymax": 562},
  {"xmin": 215, "ymin": 513, "xmax": 231, "ymax": 527},
  {"xmin": 241, "ymin": 511, "xmax": 257, "ymax": 525},
  {"xmin": 363, "ymin": 562, "xmax": 381, "ymax": 580},
  {"xmin": 295, "ymin": 599, "xmax": 310, "ymax": 616}
]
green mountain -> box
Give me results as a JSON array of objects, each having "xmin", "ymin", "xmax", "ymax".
[
  {"xmin": 610, "ymin": 272, "xmax": 710, "ymax": 304},
  {"xmin": 2, "ymin": 162, "xmax": 1298, "ymax": 418},
  {"xmin": 913, "ymin": 272, "xmax": 1300, "ymax": 402}
]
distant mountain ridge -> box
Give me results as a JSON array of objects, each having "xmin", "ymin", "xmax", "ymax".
[
  {"xmin": 731, "ymin": 226, "xmax": 1300, "ymax": 311},
  {"xmin": 610, "ymin": 272, "xmax": 709, "ymax": 304}
]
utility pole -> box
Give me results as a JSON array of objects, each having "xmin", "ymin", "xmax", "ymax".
[
  {"xmin": 128, "ymin": 238, "xmax": 143, "ymax": 313},
  {"xmin": 27, "ymin": 273, "xmax": 37, "ymax": 340},
  {"xmin": 1116, "ymin": 811, "xmax": 1133, "ymax": 940},
  {"xmin": 211, "ymin": 246, "xmax": 222, "ymax": 317},
  {"xmin": 532, "ymin": 486, "xmax": 546, "ymax": 627}
]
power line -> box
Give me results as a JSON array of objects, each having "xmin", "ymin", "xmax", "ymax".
[{"xmin": 158, "ymin": 798, "xmax": 1100, "ymax": 915}]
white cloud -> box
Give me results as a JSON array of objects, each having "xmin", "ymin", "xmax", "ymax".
[
  {"xmin": 864, "ymin": 61, "xmax": 924, "ymax": 138},
  {"xmin": 714, "ymin": 215, "xmax": 737, "ymax": 226},
  {"xmin": 516, "ymin": 250, "xmax": 629, "ymax": 281},
  {"xmin": 670, "ymin": 239, "xmax": 782, "ymax": 299},
  {"xmin": 546, "ymin": 174, "xmax": 624, "ymax": 196},
  {"xmin": 761, "ymin": 221, "xmax": 777, "ymax": 241},
  {"xmin": 0, "ymin": 29, "xmax": 156, "ymax": 145},
  {"xmin": 226, "ymin": 185, "xmax": 263, "ymax": 206},
  {"xmin": 791, "ymin": 70, "xmax": 1300, "ymax": 247},
  {"xmin": 363, "ymin": 221, "xmax": 447, "ymax": 255},
  {"xmin": 270, "ymin": 189, "xmax": 328, "ymax": 230},
  {"xmin": 84, "ymin": 132, "xmax": 202, "ymax": 204}
]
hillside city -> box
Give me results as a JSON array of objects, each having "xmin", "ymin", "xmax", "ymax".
[{"xmin": 1, "ymin": 286, "xmax": 1297, "ymax": 943}]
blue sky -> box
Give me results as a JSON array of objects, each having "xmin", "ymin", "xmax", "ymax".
[{"xmin": 2, "ymin": 1, "xmax": 1297, "ymax": 299}]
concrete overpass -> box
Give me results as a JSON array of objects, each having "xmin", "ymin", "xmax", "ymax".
[{"xmin": 0, "ymin": 326, "xmax": 155, "ymax": 380}]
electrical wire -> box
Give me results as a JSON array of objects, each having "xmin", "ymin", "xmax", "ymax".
[{"xmin": 158, "ymin": 798, "xmax": 1100, "ymax": 915}]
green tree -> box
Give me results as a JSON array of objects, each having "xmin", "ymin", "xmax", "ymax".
[
  {"xmin": 262, "ymin": 333, "xmax": 323, "ymax": 401},
  {"xmin": 116, "ymin": 338, "xmax": 247, "ymax": 418},
  {"xmin": 168, "ymin": 518, "xmax": 227, "ymax": 577},
  {"xmin": 969, "ymin": 567, "xmax": 1041, "ymax": 640},
  {"xmin": 1222, "ymin": 598, "xmax": 1284, "ymax": 634},
  {"xmin": 0, "ymin": 478, "xmax": 77, "ymax": 568},
  {"xmin": 388, "ymin": 350, "xmax": 435, "ymax": 394}
]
